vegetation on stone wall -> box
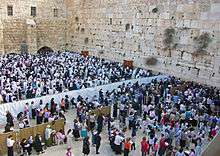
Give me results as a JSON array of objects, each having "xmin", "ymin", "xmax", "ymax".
[
  {"xmin": 125, "ymin": 24, "xmax": 130, "ymax": 31},
  {"xmin": 193, "ymin": 32, "xmax": 212, "ymax": 57},
  {"xmin": 81, "ymin": 28, "xmax": 85, "ymax": 33},
  {"xmin": 163, "ymin": 27, "xmax": 176, "ymax": 50},
  {"xmin": 84, "ymin": 37, "xmax": 89, "ymax": 44},
  {"xmin": 75, "ymin": 17, "xmax": 79, "ymax": 22},
  {"xmin": 98, "ymin": 50, "xmax": 104, "ymax": 55},
  {"xmin": 145, "ymin": 57, "xmax": 158, "ymax": 66}
]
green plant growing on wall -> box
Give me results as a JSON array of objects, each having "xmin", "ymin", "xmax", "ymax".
[
  {"xmin": 84, "ymin": 37, "xmax": 89, "ymax": 44},
  {"xmin": 163, "ymin": 28, "xmax": 175, "ymax": 50},
  {"xmin": 125, "ymin": 24, "xmax": 130, "ymax": 31},
  {"xmin": 98, "ymin": 50, "xmax": 104, "ymax": 55},
  {"xmin": 193, "ymin": 32, "xmax": 212, "ymax": 57},
  {"xmin": 81, "ymin": 28, "xmax": 85, "ymax": 33},
  {"xmin": 145, "ymin": 57, "xmax": 158, "ymax": 66},
  {"xmin": 75, "ymin": 17, "xmax": 79, "ymax": 22}
]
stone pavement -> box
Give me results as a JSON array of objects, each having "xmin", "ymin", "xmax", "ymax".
[
  {"xmin": 2, "ymin": 109, "xmax": 210, "ymax": 156},
  {"xmin": 31, "ymin": 110, "xmax": 144, "ymax": 156}
]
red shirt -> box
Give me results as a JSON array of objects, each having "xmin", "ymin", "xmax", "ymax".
[
  {"xmin": 124, "ymin": 142, "xmax": 131, "ymax": 150},
  {"xmin": 153, "ymin": 143, "xmax": 158, "ymax": 151},
  {"xmin": 141, "ymin": 140, "xmax": 149, "ymax": 152},
  {"xmin": 159, "ymin": 138, "xmax": 166, "ymax": 149}
]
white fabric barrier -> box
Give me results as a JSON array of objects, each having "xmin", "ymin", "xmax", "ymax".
[{"xmin": 0, "ymin": 75, "xmax": 167, "ymax": 124}]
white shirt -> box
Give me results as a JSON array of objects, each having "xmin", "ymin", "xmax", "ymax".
[
  {"xmin": 7, "ymin": 138, "xmax": 15, "ymax": 147},
  {"xmin": 114, "ymin": 135, "xmax": 124, "ymax": 145}
]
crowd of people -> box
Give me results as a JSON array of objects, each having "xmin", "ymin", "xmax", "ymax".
[
  {"xmin": 108, "ymin": 77, "xmax": 219, "ymax": 156},
  {"xmin": 0, "ymin": 52, "xmax": 153, "ymax": 103},
  {"xmin": 6, "ymin": 126, "xmax": 67, "ymax": 156},
  {"xmin": 1, "ymin": 51, "xmax": 219, "ymax": 156},
  {"xmin": 69, "ymin": 76, "xmax": 220, "ymax": 156},
  {"xmin": 4, "ymin": 75, "xmax": 220, "ymax": 156}
]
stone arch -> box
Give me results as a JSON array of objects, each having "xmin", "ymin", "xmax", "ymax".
[{"xmin": 37, "ymin": 46, "xmax": 54, "ymax": 55}]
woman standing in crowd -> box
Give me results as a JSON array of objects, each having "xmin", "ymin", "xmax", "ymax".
[
  {"xmin": 34, "ymin": 134, "xmax": 44, "ymax": 154},
  {"xmin": 141, "ymin": 137, "xmax": 149, "ymax": 156},
  {"xmin": 124, "ymin": 138, "xmax": 131, "ymax": 156},
  {"xmin": 82, "ymin": 136, "xmax": 90, "ymax": 156},
  {"xmin": 7, "ymin": 135, "xmax": 15, "ymax": 156}
]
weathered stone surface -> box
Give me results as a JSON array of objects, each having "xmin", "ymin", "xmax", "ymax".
[
  {"xmin": 0, "ymin": 0, "xmax": 67, "ymax": 54},
  {"xmin": 65, "ymin": 0, "xmax": 220, "ymax": 87},
  {"xmin": 0, "ymin": 0, "xmax": 219, "ymax": 87}
]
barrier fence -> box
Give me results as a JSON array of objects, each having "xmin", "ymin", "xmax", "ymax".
[
  {"xmin": 0, "ymin": 75, "xmax": 167, "ymax": 124},
  {"xmin": 88, "ymin": 106, "xmax": 111, "ymax": 116},
  {"xmin": 0, "ymin": 119, "xmax": 65, "ymax": 155},
  {"xmin": 201, "ymin": 131, "xmax": 220, "ymax": 156}
]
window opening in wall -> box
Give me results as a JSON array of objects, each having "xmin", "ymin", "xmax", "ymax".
[
  {"xmin": 54, "ymin": 9, "xmax": 58, "ymax": 17},
  {"xmin": 31, "ymin": 6, "xmax": 36, "ymax": 17},
  {"xmin": 7, "ymin": 5, "xmax": 13, "ymax": 16}
]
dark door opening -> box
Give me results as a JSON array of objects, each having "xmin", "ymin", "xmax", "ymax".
[{"xmin": 37, "ymin": 46, "xmax": 53, "ymax": 55}]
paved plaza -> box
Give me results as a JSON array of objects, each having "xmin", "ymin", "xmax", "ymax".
[
  {"xmin": 24, "ymin": 109, "xmax": 208, "ymax": 156},
  {"xmin": 33, "ymin": 110, "xmax": 144, "ymax": 156}
]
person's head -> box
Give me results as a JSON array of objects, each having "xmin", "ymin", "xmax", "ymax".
[
  {"xmin": 29, "ymin": 136, "xmax": 33, "ymax": 140},
  {"xmin": 85, "ymin": 136, "xmax": 89, "ymax": 141},
  {"xmin": 8, "ymin": 135, "xmax": 12, "ymax": 139},
  {"xmin": 142, "ymin": 137, "xmax": 146, "ymax": 141},
  {"xmin": 191, "ymin": 149, "xmax": 195, "ymax": 153},
  {"xmin": 67, "ymin": 129, "xmax": 72, "ymax": 135},
  {"xmin": 21, "ymin": 138, "xmax": 26, "ymax": 143},
  {"xmin": 67, "ymin": 147, "xmax": 71, "ymax": 151}
]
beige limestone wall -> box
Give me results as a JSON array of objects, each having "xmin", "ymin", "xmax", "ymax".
[
  {"xmin": 0, "ymin": 21, "xmax": 3, "ymax": 55},
  {"xmin": 66, "ymin": 0, "xmax": 220, "ymax": 87},
  {"xmin": 0, "ymin": 0, "xmax": 219, "ymax": 87},
  {"xmin": 2, "ymin": 19, "xmax": 27, "ymax": 53},
  {"xmin": 0, "ymin": 0, "xmax": 67, "ymax": 54}
]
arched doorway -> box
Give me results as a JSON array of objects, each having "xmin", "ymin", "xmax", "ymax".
[{"xmin": 37, "ymin": 46, "xmax": 53, "ymax": 55}]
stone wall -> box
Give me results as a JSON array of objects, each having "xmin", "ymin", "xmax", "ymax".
[
  {"xmin": 0, "ymin": 0, "xmax": 67, "ymax": 54},
  {"xmin": 0, "ymin": 0, "xmax": 219, "ymax": 87},
  {"xmin": 0, "ymin": 21, "xmax": 4, "ymax": 54},
  {"xmin": 66, "ymin": 0, "xmax": 220, "ymax": 87}
]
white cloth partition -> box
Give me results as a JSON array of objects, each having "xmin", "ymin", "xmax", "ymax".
[{"xmin": 0, "ymin": 75, "xmax": 167, "ymax": 124}]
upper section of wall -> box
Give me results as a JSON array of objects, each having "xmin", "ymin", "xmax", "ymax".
[
  {"xmin": 0, "ymin": 0, "xmax": 219, "ymax": 87},
  {"xmin": 66, "ymin": 0, "xmax": 220, "ymax": 87},
  {"xmin": 0, "ymin": 0, "xmax": 67, "ymax": 20},
  {"xmin": 0, "ymin": 0, "xmax": 68, "ymax": 54}
]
